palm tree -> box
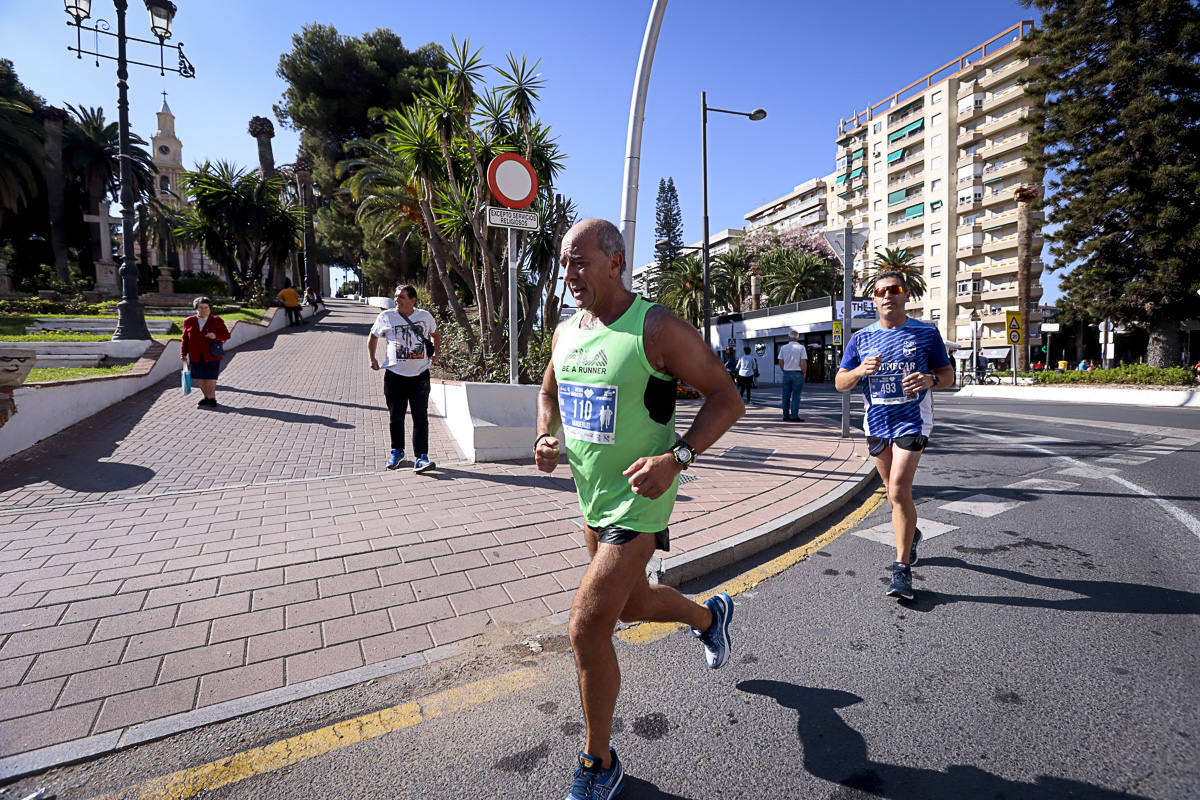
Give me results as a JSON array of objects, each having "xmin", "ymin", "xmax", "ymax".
[
  {"xmin": 711, "ymin": 245, "xmax": 754, "ymax": 313},
  {"xmin": 759, "ymin": 248, "xmax": 840, "ymax": 306},
  {"xmin": 174, "ymin": 161, "xmax": 302, "ymax": 301},
  {"xmin": 863, "ymin": 247, "xmax": 927, "ymax": 298},
  {"xmin": 657, "ymin": 253, "xmax": 705, "ymax": 328},
  {"xmin": 0, "ymin": 97, "xmax": 43, "ymax": 230}
]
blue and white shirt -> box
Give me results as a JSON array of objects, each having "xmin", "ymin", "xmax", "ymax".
[{"xmin": 840, "ymin": 318, "xmax": 952, "ymax": 438}]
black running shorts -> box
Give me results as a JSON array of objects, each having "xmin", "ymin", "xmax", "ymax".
[
  {"xmin": 592, "ymin": 524, "xmax": 670, "ymax": 553},
  {"xmin": 867, "ymin": 434, "xmax": 929, "ymax": 457}
]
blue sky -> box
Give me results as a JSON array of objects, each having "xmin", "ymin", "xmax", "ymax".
[{"xmin": 0, "ymin": 0, "xmax": 1054, "ymax": 300}]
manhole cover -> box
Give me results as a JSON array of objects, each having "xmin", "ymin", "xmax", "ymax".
[
  {"xmin": 679, "ymin": 473, "xmax": 699, "ymax": 485},
  {"xmin": 722, "ymin": 446, "xmax": 775, "ymax": 462}
]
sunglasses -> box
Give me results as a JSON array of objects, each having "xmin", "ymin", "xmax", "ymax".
[{"xmin": 873, "ymin": 285, "xmax": 907, "ymax": 298}]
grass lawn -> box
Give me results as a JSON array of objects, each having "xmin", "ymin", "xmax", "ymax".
[
  {"xmin": 25, "ymin": 363, "xmax": 137, "ymax": 383},
  {"xmin": 1, "ymin": 309, "xmax": 270, "ymax": 340}
]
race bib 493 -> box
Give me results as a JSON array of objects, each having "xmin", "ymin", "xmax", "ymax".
[
  {"xmin": 559, "ymin": 381, "xmax": 618, "ymax": 444},
  {"xmin": 868, "ymin": 374, "xmax": 918, "ymax": 405}
]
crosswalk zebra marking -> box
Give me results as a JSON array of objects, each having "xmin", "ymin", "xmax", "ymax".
[
  {"xmin": 852, "ymin": 519, "xmax": 959, "ymax": 547},
  {"xmin": 940, "ymin": 493, "xmax": 1024, "ymax": 517},
  {"xmin": 1098, "ymin": 454, "xmax": 1156, "ymax": 466},
  {"xmin": 1006, "ymin": 478, "xmax": 1080, "ymax": 491}
]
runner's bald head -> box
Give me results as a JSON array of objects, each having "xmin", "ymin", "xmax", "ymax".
[{"xmin": 564, "ymin": 218, "xmax": 626, "ymax": 274}]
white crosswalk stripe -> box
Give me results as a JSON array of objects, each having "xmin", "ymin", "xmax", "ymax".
[
  {"xmin": 852, "ymin": 519, "xmax": 959, "ymax": 547},
  {"xmin": 940, "ymin": 493, "xmax": 1024, "ymax": 517},
  {"xmin": 1006, "ymin": 478, "xmax": 1080, "ymax": 491}
]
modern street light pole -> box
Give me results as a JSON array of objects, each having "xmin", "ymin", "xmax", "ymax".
[
  {"xmin": 65, "ymin": 0, "xmax": 196, "ymax": 341},
  {"xmin": 701, "ymin": 93, "xmax": 765, "ymax": 350}
]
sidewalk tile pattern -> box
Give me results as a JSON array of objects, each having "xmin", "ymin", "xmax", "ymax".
[{"xmin": 0, "ymin": 301, "xmax": 866, "ymax": 762}]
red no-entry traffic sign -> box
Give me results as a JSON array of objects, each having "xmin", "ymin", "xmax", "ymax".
[{"xmin": 487, "ymin": 153, "xmax": 538, "ymax": 209}]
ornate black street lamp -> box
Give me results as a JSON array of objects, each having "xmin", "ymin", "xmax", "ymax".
[{"xmin": 65, "ymin": 0, "xmax": 196, "ymax": 340}]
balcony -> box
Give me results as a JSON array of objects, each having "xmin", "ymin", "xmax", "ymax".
[
  {"xmin": 957, "ymin": 99, "xmax": 985, "ymax": 122},
  {"xmin": 958, "ymin": 172, "xmax": 982, "ymax": 187},
  {"xmin": 959, "ymin": 125, "xmax": 983, "ymax": 145},
  {"xmin": 981, "ymin": 185, "xmax": 1015, "ymax": 208},
  {"xmin": 889, "ymin": 188, "xmax": 924, "ymax": 207},
  {"xmin": 888, "ymin": 168, "xmax": 925, "ymax": 187},
  {"xmin": 980, "ymin": 106, "xmax": 1030, "ymax": 137},
  {"xmin": 890, "ymin": 231, "xmax": 924, "ymax": 248},
  {"xmin": 887, "ymin": 106, "xmax": 924, "ymax": 133},
  {"xmin": 957, "ymin": 220, "xmax": 983, "ymax": 235},
  {"xmin": 957, "ymin": 151, "xmax": 983, "ymax": 168},
  {"xmin": 985, "ymin": 83, "xmax": 1023, "ymax": 110},
  {"xmin": 982, "ymin": 234, "xmax": 1018, "ymax": 254},
  {"xmin": 980, "ymin": 131, "xmax": 1031, "ymax": 158},
  {"xmin": 957, "ymin": 191, "xmax": 984, "ymax": 211},
  {"xmin": 888, "ymin": 149, "xmax": 923, "ymax": 173},
  {"xmin": 982, "ymin": 157, "xmax": 1032, "ymax": 183},
  {"xmin": 978, "ymin": 58, "xmax": 1031, "ymax": 89},
  {"xmin": 889, "ymin": 212, "xmax": 925, "ymax": 232}
]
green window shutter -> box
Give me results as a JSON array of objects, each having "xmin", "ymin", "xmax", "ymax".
[
  {"xmin": 888, "ymin": 119, "xmax": 925, "ymax": 142},
  {"xmin": 835, "ymin": 173, "xmax": 847, "ymax": 185},
  {"xmin": 888, "ymin": 189, "xmax": 907, "ymax": 204},
  {"xmin": 850, "ymin": 148, "xmax": 864, "ymax": 160},
  {"xmin": 904, "ymin": 203, "xmax": 925, "ymax": 219},
  {"xmin": 983, "ymin": 175, "xmax": 1004, "ymax": 184},
  {"xmin": 887, "ymin": 148, "xmax": 905, "ymax": 164},
  {"xmin": 849, "ymin": 167, "xmax": 863, "ymax": 179},
  {"xmin": 888, "ymin": 128, "xmax": 906, "ymax": 143}
]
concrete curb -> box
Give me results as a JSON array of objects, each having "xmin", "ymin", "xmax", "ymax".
[
  {"xmin": 652, "ymin": 455, "xmax": 879, "ymax": 587},
  {"xmin": 957, "ymin": 383, "xmax": 1200, "ymax": 408},
  {"xmin": 0, "ymin": 643, "xmax": 461, "ymax": 781}
]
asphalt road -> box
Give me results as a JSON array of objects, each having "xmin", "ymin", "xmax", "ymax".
[{"xmin": 12, "ymin": 391, "xmax": 1199, "ymax": 800}]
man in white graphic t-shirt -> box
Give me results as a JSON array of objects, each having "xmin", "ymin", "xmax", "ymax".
[
  {"xmin": 776, "ymin": 331, "xmax": 808, "ymax": 422},
  {"xmin": 368, "ymin": 285, "xmax": 440, "ymax": 473}
]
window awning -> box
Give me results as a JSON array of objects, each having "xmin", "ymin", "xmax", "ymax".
[
  {"xmin": 888, "ymin": 189, "xmax": 907, "ymax": 204},
  {"xmin": 835, "ymin": 173, "xmax": 847, "ymax": 185},
  {"xmin": 887, "ymin": 148, "xmax": 905, "ymax": 164},
  {"xmin": 983, "ymin": 175, "xmax": 1005, "ymax": 184},
  {"xmin": 887, "ymin": 118, "xmax": 925, "ymax": 142},
  {"xmin": 904, "ymin": 203, "xmax": 925, "ymax": 219},
  {"xmin": 850, "ymin": 148, "xmax": 864, "ymax": 160},
  {"xmin": 848, "ymin": 166, "xmax": 863, "ymax": 179}
]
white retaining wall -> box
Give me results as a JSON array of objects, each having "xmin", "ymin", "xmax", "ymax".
[
  {"xmin": 0, "ymin": 306, "xmax": 313, "ymax": 462},
  {"xmin": 428, "ymin": 380, "xmax": 555, "ymax": 462},
  {"xmin": 957, "ymin": 383, "xmax": 1200, "ymax": 408}
]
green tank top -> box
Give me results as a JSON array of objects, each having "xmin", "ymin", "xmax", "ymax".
[{"xmin": 553, "ymin": 295, "xmax": 678, "ymax": 532}]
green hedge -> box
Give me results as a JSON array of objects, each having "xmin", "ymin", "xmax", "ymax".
[
  {"xmin": 175, "ymin": 275, "xmax": 230, "ymax": 297},
  {"xmin": 1024, "ymin": 364, "xmax": 1197, "ymax": 386}
]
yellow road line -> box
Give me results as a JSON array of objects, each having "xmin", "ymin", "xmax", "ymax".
[
  {"xmin": 89, "ymin": 667, "xmax": 544, "ymax": 800},
  {"xmin": 617, "ymin": 486, "xmax": 886, "ymax": 645}
]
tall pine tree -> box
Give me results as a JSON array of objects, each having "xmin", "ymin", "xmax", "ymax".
[
  {"xmin": 653, "ymin": 177, "xmax": 684, "ymax": 291},
  {"xmin": 1020, "ymin": 0, "xmax": 1200, "ymax": 366}
]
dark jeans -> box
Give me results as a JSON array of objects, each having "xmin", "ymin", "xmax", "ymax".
[
  {"xmin": 384, "ymin": 369, "xmax": 430, "ymax": 455},
  {"xmin": 285, "ymin": 306, "xmax": 302, "ymax": 325},
  {"xmin": 736, "ymin": 375, "xmax": 753, "ymax": 402}
]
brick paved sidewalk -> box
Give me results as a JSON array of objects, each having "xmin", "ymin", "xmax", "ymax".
[{"xmin": 0, "ymin": 300, "xmax": 868, "ymax": 777}]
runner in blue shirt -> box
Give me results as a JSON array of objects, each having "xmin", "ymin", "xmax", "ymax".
[{"xmin": 835, "ymin": 270, "xmax": 955, "ymax": 600}]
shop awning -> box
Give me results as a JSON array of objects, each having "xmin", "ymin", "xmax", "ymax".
[
  {"xmin": 887, "ymin": 148, "xmax": 905, "ymax": 164},
  {"xmin": 982, "ymin": 347, "xmax": 1011, "ymax": 358}
]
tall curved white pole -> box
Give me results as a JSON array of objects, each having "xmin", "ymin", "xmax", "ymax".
[{"xmin": 619, "ymin": 0, "xmax": 668, "ymax": 290}]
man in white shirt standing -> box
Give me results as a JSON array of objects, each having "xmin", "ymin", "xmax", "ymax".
[
  {"xmin": 776, "ymin": 331, "xmax": 808, "ymax": 422},
  {"xmin": 368, "ymin": 285, "xmax": 440, "ymax": 473}
]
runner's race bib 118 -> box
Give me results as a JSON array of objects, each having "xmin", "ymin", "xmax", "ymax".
[
  {"xmin": 867, "ymin": 373, "xmax": 917, "ymax": 405},
  {"xmin": 559, "ymin": 381, "xmax": 618, "ymax": 444}
]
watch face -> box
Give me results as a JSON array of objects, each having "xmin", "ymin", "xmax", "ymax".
[{"xmin": 158, "ymin": 145, "xmax": 170, "ymax": 155}]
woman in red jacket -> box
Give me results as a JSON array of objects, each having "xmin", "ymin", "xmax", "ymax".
[{"xmin": 181, "ymin": 296, "xmax": 231, "ymax": 408}]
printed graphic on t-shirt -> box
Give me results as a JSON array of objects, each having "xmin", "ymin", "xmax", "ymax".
[
  {"xmin": 559, "ymin": 381, "xmax": 618, "ymax": 444},
  {"xmin": 389, "ymin": 320, "xmax": 429, "ymax": 362}
]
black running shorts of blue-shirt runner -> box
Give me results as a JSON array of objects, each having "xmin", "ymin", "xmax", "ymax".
[{"xmin": 839, "ymin": 319, "xmax": 952, "ymax": 441}]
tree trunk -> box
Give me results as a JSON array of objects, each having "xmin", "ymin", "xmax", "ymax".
[
  {"xmin": 1146, "ymin": 315, "xmax": 1180, "ymax": 368},
  {"xmin": 39, "ymin": 108, "xmax": 70, "ymax": 283},
  {"xmin": 1014, "ymin": 184, "xmax": 1039, "ymax": 371},
  {"xmin": 416, "ymin": 186, "xmax": 474, "ymax": 345}
]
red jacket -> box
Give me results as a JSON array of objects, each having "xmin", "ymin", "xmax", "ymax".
[{"xmin": 181, "ymin": 314, "xmax": 231, "ymax": 362}]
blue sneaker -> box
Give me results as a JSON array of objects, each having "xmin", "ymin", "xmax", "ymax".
[
  {"xmin": 386, "ymin": 449, "xmax": 404, "ymax": 470},
  {"xmin": 413, "ymin": 454, "xmax": 435, "ymax": 474},
  {"xmin": 909, "ymin": 527, "xmax": 923, "ymax": 566},
  {"xmin": 565, "ymin": 748, "xmax": 624, "ymax": 800},
  {"xmin": 886, "ymin": 561, "xmax": 914, "ymax": 600},
  {"xmin": 691, "ymin": 592, "xmax": 733, "ymax": 669}
]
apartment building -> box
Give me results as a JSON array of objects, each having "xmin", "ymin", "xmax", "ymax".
[
  {"xmin": 830, "ymin": 21, "xmax": 1044, "ymax": 355},
  {"xmin": 743, "ymin": 175, "xmax": 835, "ymax": 236},
  {"xmin": 632, "ymin": 227, "xmax": 745, "ymax": 297}
]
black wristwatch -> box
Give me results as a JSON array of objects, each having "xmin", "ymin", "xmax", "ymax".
[
  {"xmin": 671, "ymin": 439, "xmax": 697, "ymax": 470},
  {"xmin": 930, "ymin": 372, "xmax": 940, "ymax": 387}
]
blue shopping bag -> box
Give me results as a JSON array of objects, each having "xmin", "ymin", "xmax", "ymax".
[{"xmin": 181, "ymin": 365, "xmax": 192, "ymax": 395}]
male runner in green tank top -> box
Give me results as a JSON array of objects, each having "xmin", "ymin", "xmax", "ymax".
[{"xmin": 535, "ymin": 218, "xmax": 745, "ymax": 799}]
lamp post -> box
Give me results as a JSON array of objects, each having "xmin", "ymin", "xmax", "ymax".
[
  {"xmin": 970, "ymin": 307, "xmax": 982, "ymax": 383},
  {"xmin": 701, "ymin": 93, "xmax": 765, "ymax": 350},
  {"xmin": 65, "ymin": 0, "xmax": 196, "ymax": 341}
]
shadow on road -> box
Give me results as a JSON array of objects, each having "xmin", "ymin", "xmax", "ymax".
[
  {"xmin": 738, "ymin": 680, "xmax": 1152, "ymax": 800},
  {"xmin": 212, "ymin": 404, "xmax": 355, "ymax": 429},
  {"xmin": 621, "ymin": 775, "xmax": 698, "ymax": 799},
  {"xmin": 426, "ymin": 465, "xmax": 578, "ymax": 493},
  {"xmin": 218, "ymin": 386, "xmax": 385, "ymax": 413},
  {"xmin": 906, "ymin": 556, "xmax": 1200, "ymax": 615}
]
